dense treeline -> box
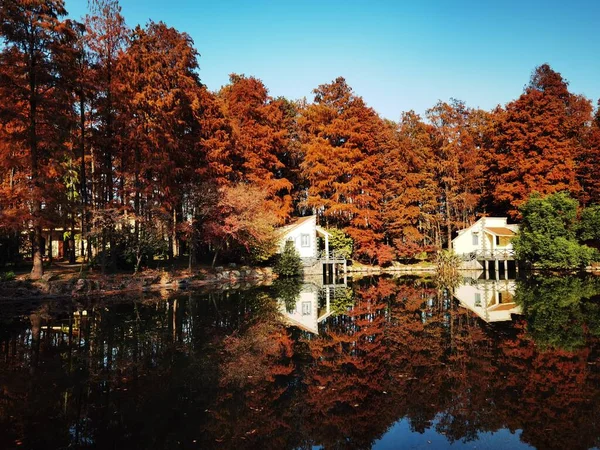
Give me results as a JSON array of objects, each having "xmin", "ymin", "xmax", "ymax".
[{"xmin": 1, "ymin": 0, "xmax": 600, "ymax": 277}]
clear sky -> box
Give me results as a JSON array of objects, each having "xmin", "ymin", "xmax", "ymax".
[{"xmin": 65, "ymin": 0, "xmax": 600, "ymax": 120}]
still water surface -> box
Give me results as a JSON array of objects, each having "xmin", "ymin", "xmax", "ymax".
[{"xmin": 1, "ymin": 274, "xmax": 600, "ymax": 449}]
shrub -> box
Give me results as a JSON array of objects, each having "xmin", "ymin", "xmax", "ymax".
[
  {"xmin": 0, "ymin": 271, "xmax": 16, "ymax": 282},
  {"xmin": 272, "ymin": 277, "xmax": 303, "ymax": 312},
  {"xmin": 274, "ymin": 241, "xmax": 303, "ymax": 277},
  {"xmin": 326, "ymin": 228, "xmax": 353, "ymax": 259},
  {"xmin": 434, "ymin": 250, "xmax": 462, "ymax": 290}
]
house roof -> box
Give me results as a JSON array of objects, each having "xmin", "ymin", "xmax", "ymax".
[
  {"xmin": 283, "ymin": 315, "xmax": 319, "ymax": 334},
  {"xmin": 315, "ymin": 225, "xmax": 331, "ymax": 238},
  {"xmin": 484, "ymin": 227, "xmax": 515, "ymax": 237},
  {"xmin": 277, "ymin": 215, "xmax": 315, "ymax": 237},
  {"xmin": 487, "ymin": 302, "xmax": 519, "ymax": 312},
  {"xmin": 454, "ymin": 217, "xmax": 510, "ymax": 239}
]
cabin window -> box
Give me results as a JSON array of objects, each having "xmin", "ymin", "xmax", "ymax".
[
  {"xmin": 302, "ymin": 301, "xmax": 311, "ymax": 316},
  {"xmin": 301, "ymin": 234, "xmax": 310, "ymax": 247},
  {"xmin": 474, "ymin": 293, "xmax": 481, "ymax": 307},
  {"xmin": 472, "ymin": 233, "xmax": 479, "ymax": 246}
]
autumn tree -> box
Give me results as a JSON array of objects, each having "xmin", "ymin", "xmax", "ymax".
[
  {"xmin": 219, "ymin": 74, "xmax": 295, "ymax": 223},
  {"xmin": 382, "ymin": 111, "xmax": 439, "ymax": 258},
  {"xmin": 486, "ymin": 64, "xmax": 593, "ymax": 218},
  {"xmin": 116, "ymin": 21, "xmax": 208, "ymax": 263},
  {"xmin": 577, "ymin": 101, "xmax": 600, "ymax": 205},
  {"xmin": 426, "ymin": 99, "xmax": 486, "ymax": 249},
  {"xmin": 299, "ymin": 77, "xmax": 393, "ymax": 264},
  {"xmin": 202, "ymin": 183, "xmax": 278, "ymax": 267},
  {"xmin": 84, "ymin": 0, "xmax": 128, "ymax": 269},
  {"xmin": 0, "ymin": 0, "xmax": 78, "ymax": 278}
]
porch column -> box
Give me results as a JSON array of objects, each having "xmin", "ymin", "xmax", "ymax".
[{"xmin": 325, "ymin": 235, "xmax": 329, "ymax": 260}]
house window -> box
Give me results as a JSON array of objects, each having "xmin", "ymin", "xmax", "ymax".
[
  {"xmin": 474, "ymin": 293, "xmax": 481, "ymax": 307},
  {"xmin": 301, "ymin": 234, "xmax": 310, "ymax": 247},
  {"xmin": 472, "ymin": 233, "xmax": 479, "ymax": 246},
  {"xmin": 302, "ymin": 301, "xmax": 311, "ymax": 316},
  {"xmin": 496, "ymin": 236, "xmax": 501, "ymax": 246}
]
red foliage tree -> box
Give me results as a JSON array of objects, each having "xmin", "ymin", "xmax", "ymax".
[
  {"xmin": 487, "ymin": 64, "xmax": 593, "ymax": 217},
  {"xmin": 299, "ymin": 77, "xmax": 393, "ymax": 264},
  {"xmin": 219, "ymin": 74, "xmax": 295, "ymax": 224},
  {"xmin": 116, "ymin": 21, "xmax": 207, "ymax": 259},
  {"xmin": 0, "ymin": 0, "xmax": 78, "ymax": 277},
  {"xmin": 382, "ymin": 111, "xmax": 439, "ymax": 257},
  {"xmin": 427, "ymin": 99, "xmax": 486, "ymax": 248},
  {"xmin": 577, "ymin": 102, "xmax": 600, "ymax": 205}
]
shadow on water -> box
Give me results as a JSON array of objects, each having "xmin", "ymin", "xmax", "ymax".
[{"xmin": 1, "ymin": 274, "xmax": 600, "ymax": 449}]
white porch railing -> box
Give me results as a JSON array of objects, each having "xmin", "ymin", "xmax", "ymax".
[{"xmin": 461, "ymin": 250, "xmax": 515, "ymax": 261}]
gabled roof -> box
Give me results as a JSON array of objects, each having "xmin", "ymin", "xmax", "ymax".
[
  {"xmin": 283, "ymin": 315, "xmax": 319, "ymax": 334},
  {"xmin": 454, "ymin": 217, "xmax": 518, "ymax": 240},
  {"xmin": 277, "ymin": 215, "xmax": 315, "ymax": 238},
  {"xmin": 315, "ymin": 225, "xmax": 331, "ymax": 237}
]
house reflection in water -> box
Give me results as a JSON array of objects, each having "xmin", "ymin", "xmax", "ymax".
[
  {"xmin": 454, "ymin": 273, "xmax": 521, "ymax": 323},
  {"xmin": 278, "ymin": 282, "xmax": 336, "ymax": 335}
]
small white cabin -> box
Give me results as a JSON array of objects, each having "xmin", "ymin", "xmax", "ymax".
[
  {"xmin": 454, "ymin": 279, "xmax": 520, "ymax": 323},
  {"xmin": 276, "ymin": 215, "xmax": 330, "ymax": 260},
  {"xmin": 278, "ymin": 283, "xmax": 334, "ymax": 335},
  {"xmin": 452, "ymin": 217, "xmax": 518, "ymax": 257}
]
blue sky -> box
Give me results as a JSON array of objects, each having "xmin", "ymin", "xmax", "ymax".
[{"xmin": 66, "ymin": 0, "xmax": 600, "ymax": 120}]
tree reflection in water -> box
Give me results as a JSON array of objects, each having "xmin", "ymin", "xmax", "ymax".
[{"xmin": 0, "ymin": 276, "xmax": 599, "ymax": 449}]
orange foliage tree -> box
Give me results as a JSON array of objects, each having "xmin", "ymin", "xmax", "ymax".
[
  {"xmin": 299, "ymin": 77, "xmax": 394, "ymax": 264},
  {"xmin": 486, "ymin": 64, "xmax": 593, "ymax": 218},
  {"xmin": 427, "ymin": 99, "xmax": 487, "ymax": 248},
  {"xmin": 219, "ymin": 74, "xmax": 295, "ymax": 224},
  {"xmin": 577, "ymin": 102, "xmax": 600, "ymax": 205},
  {"xmin": 382, "ymin": 111, "xmax": 439, "ymax": 257},
  {"xmin": 0, "ymin": 0, "xmax": 78, "ymax": 277},
  {"xmin": 115, "ymin": 21, "xmax": 209, "ymax": 261}
]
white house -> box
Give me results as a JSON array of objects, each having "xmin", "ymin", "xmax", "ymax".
[
  {"xmin": 454, "ymin": 278, "xmax": 520, "ymax": 323},
  {"xmin": 452, "ymin": 217, "xmax": 519, "ymax": 258},
  {"xmin": 278, "ymin": 282, "xmax": 334, "ymax": 335},
  {"xmin": 276, "ymin": 215, "xmax": 331, "ymax": 261}
]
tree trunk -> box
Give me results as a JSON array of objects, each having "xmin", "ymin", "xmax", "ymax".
[
  {"xmin": 445, "ymin": 185, "xmax": 452, "ymax": 250},
  {"xmin": 70, "ymin": 216, "xmax": 76, "ymax": 264},
  {"xmin": 30, "ymin": 69, "xmax": 43, "ymax": 279},
  {"xmin": 100, "ymin": 231, "xmax": 107, "ymax": 274},
  {"xmin": 80, "ymin": 95, "xmax": 87, "ymax": 262},
  {"xmin": 172, "ymin": 207, "xmax": 178, "ymax": 259},
  {"xmin": 211, "ymin": 247, "xmax": 220, "ymax": 268},
  {"xmin": 47, "ymin": 229, "xmax": 53, "ymax": 266}
]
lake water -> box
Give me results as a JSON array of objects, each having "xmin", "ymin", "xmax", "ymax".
[{"xmin": 1, "ymin": 274, "xmax": 600, "ymax": 449}]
